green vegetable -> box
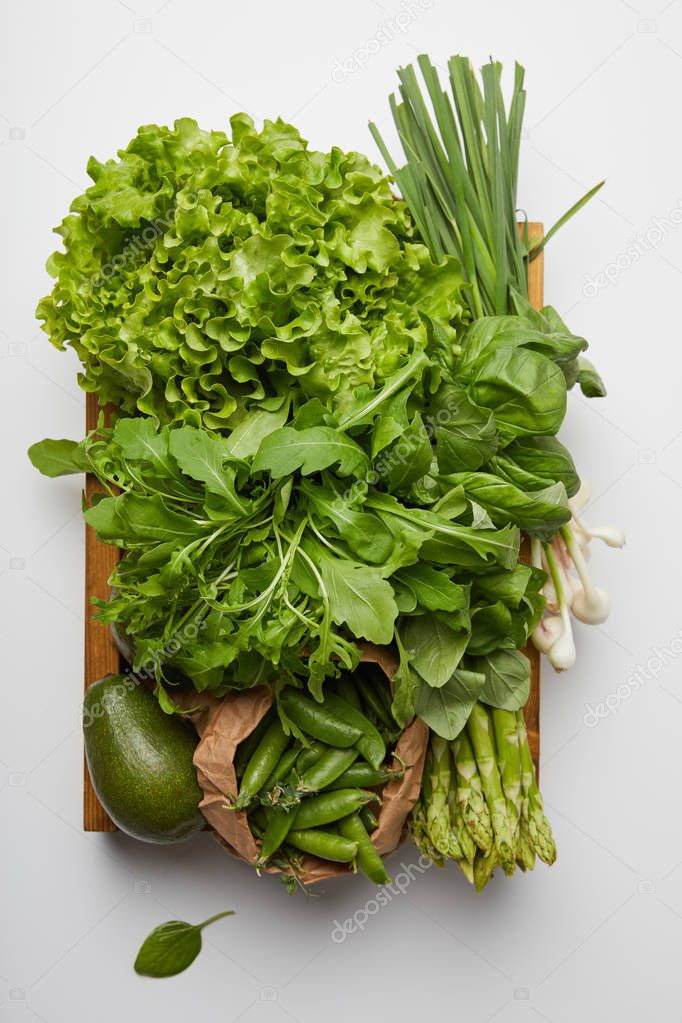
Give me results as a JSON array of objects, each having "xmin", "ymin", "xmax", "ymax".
[
  {"xmin": 258, "ymin": 806, "xmax": 296, "ymax": 863},
  {"xmin": 285, "ymin": 829, "xmax": 358, "ymax": 863},
  {"xmin": 236, "ymin": 718, "xmax": 290, "ymax": 809},
  {"xmin": 291, "ymin": 788, "xmax": 377, "ymax": 830},
  {"xmin": 279, "ymin": 689, "xmax": 363, "ymax": 748},
  {"xmin": 338, "ymin": 813, "xmax": 391, "ymax": 885},
  {"xmin": 324, "ymin": 763, "xmax": 402, "ymax": 790},
  {"xmin": 297, "ymin": 747, "xmax": 359, "ymax": 792},
  {"xmin": 466, "ymin": 703, "xmax": 515, "ymax": 873},
  {"xmin": 83, "ymin": 675, "xmax": 204, "ymax": 844},
  {"xmin": 134, "ymin": 911, "xmax": 234, "ymax": 978},
  {"xmin": 517, "ymin": 710, "xmax": 556, "ymax": 864},
  {"xmin": 313, "ymin": 691, "xmax": 386, "ymax": 769},
  {"xmin": 38, "ymin": 114, "xmax": 464, "ymax": 430},
  {"xmin": 452, "ymin": 732, "xmax": 493, "ymax": 856}
]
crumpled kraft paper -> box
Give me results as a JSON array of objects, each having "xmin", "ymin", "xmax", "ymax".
[{"xmin": 174, "ymin": 644, "xmax": 428, "ymax": 884}]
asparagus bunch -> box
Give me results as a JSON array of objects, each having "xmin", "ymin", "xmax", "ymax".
[{"xmin": 411, "ymin": 704, "xmax": 556, "ymax": 890}]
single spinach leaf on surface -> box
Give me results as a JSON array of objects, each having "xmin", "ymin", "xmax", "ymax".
[
  {"xmin": 134, "ymin": 911, "xmax": 234, "ymax": 979},
  {"xmin": 28, "ymin": 438, "xmax": 90, "ymax": 477},
  {"xmin": 415, "ymin": 668, "xmax": 486, "ymax": 739},
  {"xmin": 468, "ymin": 346, "xmax": 567, "ymax": 445},
  {"xmin": 253, "ymin": 426, "xmax": 369, "ymax": 479},
  {"xmin": 476, "ymin": 648, "xmax": 531, "ymax": 710},
  {"xmin": 400, "ymin": 613, "xmax": 469, "ymax": 688}
]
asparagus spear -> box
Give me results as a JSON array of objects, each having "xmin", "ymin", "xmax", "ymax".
[
  {"xmin": 466, "ymin": 703, "xmax": 516, "ymax": 874},
  {"xmin": 516, "ymin": 711, "xmax": 557, "ymax": 865},
  {"xmin": 473, "ymin": 847, "xmax": 500, "ymax": 893},
  {"xmin": 410, "ymin": 801, "xmax": 445, "ymax": 867},
  {"xmin": 491, "ymin": 707, "xmax": 523, "ymax": 875},
  {"xmin": 452, "ymin": 732, "xmax": 493, "ymax": 855},
  {"xmin": 446, "ymin": 783, "xmax": 464, "ymax": 860},
  {"xmin": 516, "ymin": 821, "xmax": 537, "ymax": 872},
  {"xmin": 451, "ymin": 798, "xmax": 476, "ymax": 884},
  {"xmin": 425, "ymin": 736, "xmax": 454, "ymax": 856}
]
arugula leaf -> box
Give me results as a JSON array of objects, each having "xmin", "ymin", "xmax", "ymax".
[
  {"xmin": 28, "ymin": 438, "xmax": 90, "ymax": 477},
  {"xmin": 168, "ymin": 427, "xmax": 244, "ymax": 506},
  {"xmin": 379, "ymin": 412, "xmax": 433, "ymax": 493},
  {"xmin": 223, "ymin": 403, "xmax": 290, "ymax": 459},
  {"xmin": 415, "ymin": 668, "xmax": 486, "ymax": 739},
  {"xmin": 301, "ymin": 481, "xmax": 394, "ymax": 564},
  {"xmin": 113, "ymin": 419, "xmax": 173, "ymax": 475},
  {"xmin": 85, "ymin": 493, "xmax": 206, "ymax": 543},
  {"xmin": 317, "ymin": 549, "xmax": 398, "ymax": 645},
  {"xmin": 253, "ymin": 426, "xmax": 369, "ymax": 479},
  {"xmin": 476, "ymin": 648, "xmax": 531, "ymax": 710}
]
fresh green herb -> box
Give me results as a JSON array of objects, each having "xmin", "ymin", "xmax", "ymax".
[{"xmin": 134, "ymin": 911, "xmax": 234, "ymax": 978}]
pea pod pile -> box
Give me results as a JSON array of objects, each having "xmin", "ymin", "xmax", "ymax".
[
  {"xmin": 233, "ymin": 675, "xmax": 402, "ymax": 884},
  {"xmin": 412, "ymin": 705, "xmax": 555, "ymax": 890}
]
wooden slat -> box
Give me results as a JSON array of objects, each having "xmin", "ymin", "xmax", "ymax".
[
  {"xmin": 83, "ymin": 222, "xmax": 546, "ymax": 828},
  {"xmin": 84, "ymin": 395, "xmax": 120, "ymax": 831}
]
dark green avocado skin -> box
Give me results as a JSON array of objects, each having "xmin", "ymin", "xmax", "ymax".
[{"xmin": 83, "ymin": 674, "xmax": 205, "ymax": 844}]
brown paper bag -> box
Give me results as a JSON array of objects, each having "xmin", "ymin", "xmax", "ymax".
[{"xmin": 176, "ymin": 645, "xmax": 428, "ymax": 885}]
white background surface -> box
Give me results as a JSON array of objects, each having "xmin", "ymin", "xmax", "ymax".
[{"xmin": 2, "ymin": 0, "xmax": 681, "ymax": 1019}]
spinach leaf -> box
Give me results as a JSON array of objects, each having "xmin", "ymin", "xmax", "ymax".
[
  {"xmin": 468, "ymin": 347, "xmax": 567, "ymax": 444},
  {"xmin": 134, "ymin": 911, "xmax": 234, "ymax": 978},
  {"xmin": 577, "ymin": 356, "xmax": 607, "ymax": 397},
  {"xmin": 502, "ymin": 435, "xmax": 580, "ymax": 497},
  {"xmin": 443, "ymin": 471, "xmax": 571, "ymax": 538},
  {"xmin": 476, "ymin": 648, "xmax": 531, "ymax": 710},
  {"xmin": 400, "ymin": 613, "xmax": 469, "ymax": 687},
  {"xmin": 394, "ymin": 565, "xmax": 468, "ymax": 612},
  {"xmin": 429, "ymin": 382, "xmax": 499, "ymax": 473},
  {"xmin": 415, "ymin": 668, "xmax": 486, "ymax": 739}
]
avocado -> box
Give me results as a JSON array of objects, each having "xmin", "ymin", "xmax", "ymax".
[{"xmin": 83, "ymin": 674, "xmax": 205, "ymax": 844}]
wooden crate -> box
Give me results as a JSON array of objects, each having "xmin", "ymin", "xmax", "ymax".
[{"xmin": 83, "ymin": 227, "xmax": 545, "ymax": 831}]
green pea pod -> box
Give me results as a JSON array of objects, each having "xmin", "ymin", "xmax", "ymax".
[
  {"xmin": 234, "ymin": 708, "xmax": 275, "ymax": 779},
  {"xmin": 324, "ymin": 763, "xmax": 402, "ymax": 790},
  {"xmin": 279, "ymin": 689, "xmax": 363, "ymax": 748},
  {"xmin": 297, "ymin": 747, "xmax": 359, "ymax": 792},
  {"xmin": 258, "ymin": 805, "xmax": 295, "ymax": 862},
  {"xmin": 236, "ymin": 719, "xmax": 290, "ymax": 809},
  {"xmin": 260, "ymin": 744, "xmax": 301, "ymax": 797},
  {"xmin": 353, "ymin": 671, "xmax": 395, "ymax": 730},
  {"xmin": 295, "ymin": 741, "xmax": 327, "ymax": 774},
  {"xmin": 291, "ymin": 788, "xmax": 377, "ymax": 830},
  {"xmin": 336, "ymin": 677, "xmax": 363, "ymax": 709},
  {"xmin": 360, "ymin": 805, "xmax": 379, "ymax": 832},
  {"xmin": 285, "ymin": 829, "xmax": 359, "ymax": 863},
  {"xmin": 318, "ymin": 692, "xmax": 386, "ymax": 769},
  {"xmin": 338, "ymin": 812, "xmax": 391, "ymax": 885}
]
